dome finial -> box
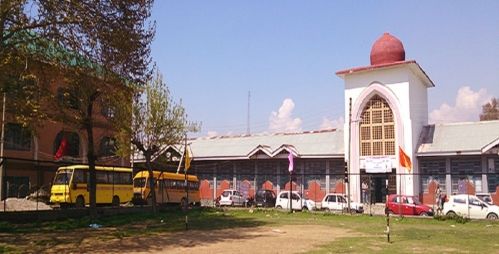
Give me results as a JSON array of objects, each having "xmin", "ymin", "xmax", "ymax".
[{"xmin": 370, "ymin": 33, "xmax": 405, "ymax": 65}]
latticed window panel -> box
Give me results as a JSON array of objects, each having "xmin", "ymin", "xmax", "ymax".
[
  {"xmin": 361, "ymin": 126, "xmax": 370, "ymax": 140},
  {"xmin": 372, "ymin": 126, "xmax": 383, "ymax": 140},
  {"xmin": 373, "ymin": 141, "xmax": 383, "ymax": 156},
  {"xmin": 361, "ymin": 142, "xmax": 371, "ymax": 156},
  {"xmin": 359, "ymin": 95, "xmax": 396, "ymax": 156},
  {"xmin": 384, "ymin": 125, "xmax": 395, "ymax": 139}
]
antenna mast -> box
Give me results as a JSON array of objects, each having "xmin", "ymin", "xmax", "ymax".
[{"xmin": 247, "ymin": 90, "xmax": 251, "ymax": 135}]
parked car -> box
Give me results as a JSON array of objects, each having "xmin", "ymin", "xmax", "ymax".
[
  {"xmin": 321, "ymin": 193, "xmax": 364, "ymax": 213},
  {"xmin": 475, "ymin": 193, "xmax": 493, "ymax": 205},
  {"xmin": 385, "ymin": 194, "xmax": 434, "ymax": 216},
  {"xmin": 275, "ymin": 191, "xmax": 314, "ymax": 211},
  {"xmin": 219, "ymin": 189, "xmax": 245, "ymax": 206},
  {"xmin": 254, "ymin": 190, "xmax": 276, "ymax": 208},
  {"xmin": 443, "ymin": 194, "xmax": 499, "ymax": 220}
]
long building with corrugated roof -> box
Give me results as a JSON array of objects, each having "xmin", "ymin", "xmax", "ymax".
[{"xmin": 135, "ymin": 33, "xmax": 499, "ymax": 206}]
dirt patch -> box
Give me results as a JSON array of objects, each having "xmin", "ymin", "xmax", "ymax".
[
  {"xmin": 1, "ymin": 198, "xmax": 52, "ymax": 211},
  {"xmin": 142, "ymin": 224, "xmax": 358, "ymax": 254},
  {"xmin": 2, "ymin": 224, "xmax": 361, "ymax": 253}
]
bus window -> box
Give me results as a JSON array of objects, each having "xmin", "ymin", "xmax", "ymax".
[
  {"xmin": 73, "ymin": 169, "xmax": 86, "ymax": 183},
  {"xmin": 96, "ymin": 171, "xmax": 109, "ymax": 184},
  {"xmin": 122, "ymin": 172, "xmax": 132, "ymax": 184},
  {"xmin": 134, "ymin": 177, "xmax": 146, "ymax": 188},
  {"xmin": 53, "ymin": 170, "xmax": 73, "ymax": 184}
]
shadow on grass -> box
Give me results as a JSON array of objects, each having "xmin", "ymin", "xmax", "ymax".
[{"xmin": 0, "ymin": 207, "xmax": 270, "ymax": 253}]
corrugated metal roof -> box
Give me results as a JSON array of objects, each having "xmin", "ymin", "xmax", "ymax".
[
  {"xmin": 133, "ymin": 121, "xmax": 499, "ymax": 162},
  {"xmin": 189, "ymin": 129, "xmax": 344, "ymax": 160},
  {"xmin": 417, "ymin": 120, "xmax": 499, "ymax": 156}
]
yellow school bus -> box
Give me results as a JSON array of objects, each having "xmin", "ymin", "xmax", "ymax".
[
  {"xmin": 50, "ymin": 165, "xmax": 133, "ymax": 208},
  {"xmin": 132, "ymin": 170, "xmax": 200, "ymax": 206}
]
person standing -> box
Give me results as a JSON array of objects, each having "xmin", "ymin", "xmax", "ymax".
[
  {"xmin": 435, "ymin": 184, "xmax": 443, "ymax": 215},
  {"xmin": 362, "ymin": 180, "xmax": 369, "ymax": 204}
]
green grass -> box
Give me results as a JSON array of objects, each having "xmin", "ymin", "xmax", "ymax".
[
  {"xmin": 227, "ymin": 210, "xmax": 499, "ymax": 253},
  {"xmin": 0, "ymin": 208, "xmax": 498, "ymax": 253}
]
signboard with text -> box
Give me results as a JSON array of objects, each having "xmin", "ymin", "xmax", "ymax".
[{"xmin": 365, "ymin": 157, "xmax": 392, "ymax": 173}]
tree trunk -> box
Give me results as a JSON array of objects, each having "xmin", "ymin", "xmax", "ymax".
[
  {"xmin": 145, "ymin": 152, "xmax": 157, "ymax": 214},
  {"xmin": 85, "ymin": 98, "xmax": 97, "ymax": 219}
]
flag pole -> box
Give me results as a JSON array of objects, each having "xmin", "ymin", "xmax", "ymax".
[{"xmin": 184, "ymin": 133, "xmax": 189, "ymax": 230}]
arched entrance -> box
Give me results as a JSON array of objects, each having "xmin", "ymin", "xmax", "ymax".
[{"xmin": 358, "ymin": 94, "xmax": 397, "ymax": 203}]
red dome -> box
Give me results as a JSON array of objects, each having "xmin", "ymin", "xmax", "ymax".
[{"xmin": 370, "ymin": 33, "xmax": 405, "ymax": 65}]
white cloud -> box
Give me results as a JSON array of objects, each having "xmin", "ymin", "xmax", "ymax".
[
  {"xmin": 269, "ymin": 98, "xmax": 302, "ymax": 133},
  {"xmin": 319, "ymin": 116, "xmax": 345, "ymax": 130},
  {"xmin": 429, "ymin": 86, "xmax": 490, "ymax": 124}
]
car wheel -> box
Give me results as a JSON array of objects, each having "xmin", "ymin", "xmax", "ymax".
[
  {"xmin": 75, "ymin": 196, "xmax": 85, "ymax": 208},
  {"xmin": 324, "ymin": 208, "xmax": 330, "ymax": 212},
  {"xmin": 419, "ymin": 212, "xmax": 429, "ymax": 217},
  {"xmin": 446, "ymin": 211, "xmax": 456, "ymax": 217},
  {"xmin": 276, "ymin": 205, "xmax": 282, "ymax": 209},
  {"xmin": 486, "ymin": 213, "xmax": 498, "ymax": 220}
]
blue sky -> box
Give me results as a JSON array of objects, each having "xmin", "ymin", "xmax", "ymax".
[{"xmin": 151, "ymin": 1, "xmax": 499, "ymax": 137}]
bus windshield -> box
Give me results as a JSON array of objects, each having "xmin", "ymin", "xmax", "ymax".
[
  {"xmin": 53, "ymin": 169, "xmax": 73, "ymax": 185},
  {"xmin": 134, "ymin": 177, "xmax": 146, "ymax": 188}
]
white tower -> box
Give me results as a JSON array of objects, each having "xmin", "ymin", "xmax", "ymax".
[{"xmin": 336, "ymin": 33, "xmax": 434, "ymax": 202}]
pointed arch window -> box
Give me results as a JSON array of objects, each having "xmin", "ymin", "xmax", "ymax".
[{"xmin": 359, "ymin": 95, "xmax": 395, "ymax": 156}]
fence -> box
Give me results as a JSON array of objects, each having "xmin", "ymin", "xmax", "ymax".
[
  {"xmin": 2, "ymin": 155, "xmax": 499, "ymax": 211},
  {"xmin": 0, "ymin": 157, "xmax": 136, "ymax": 212}
]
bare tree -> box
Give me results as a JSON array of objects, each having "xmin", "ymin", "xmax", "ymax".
[
  {"xmin": 114, "ymin": 70, "xmax": 199, "ymax": 214},
  {"xmin": 480, "ymin": 98, "xmax": 499, "ymax": 121}
]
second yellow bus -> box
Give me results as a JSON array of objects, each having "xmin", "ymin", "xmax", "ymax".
[{"xmin": 132, "ymin": 170, "xmax": 200, "ymax": 207}]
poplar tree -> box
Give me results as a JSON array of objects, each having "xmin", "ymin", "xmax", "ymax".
[{"xmin": 480, "ymin": 98, "xmax": 499, "ymax": 121}]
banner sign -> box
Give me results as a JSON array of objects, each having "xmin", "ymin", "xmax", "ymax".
[{"xmin": 365, "ymin": 157, "xmax": 392, "ymax": 173}]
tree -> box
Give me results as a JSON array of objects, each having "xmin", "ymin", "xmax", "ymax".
[
  {"xmin": 480, "ymin": 98, "xmax": 499, "ymax": 121},
  {"xmin": 1, "ymin": 1, "xmax": 155, "ymax": 217},
  {"xmin": 114, "ymin": 70, "xmax": 198, "ymax": 214}
]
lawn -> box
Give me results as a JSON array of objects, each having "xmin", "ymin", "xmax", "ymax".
[{"xmin": 0, "ymin": 208, "xmax": 497, "ymax": 253}]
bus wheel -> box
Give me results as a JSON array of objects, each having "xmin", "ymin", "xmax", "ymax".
[
  {"xmin": 112, "ymin": 196, "xmax": 120, "ymax": 207},
  {"xmin": 75, "ymin": 196, "xmax": 85, "ymax": 208}
]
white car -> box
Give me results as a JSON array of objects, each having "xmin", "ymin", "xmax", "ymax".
[
  {"xmin": 219, "ymin": 189, "xmax": 245, "ymax": 206},
  {"xmin": 443, "ymin": 194, "xmax": 499, "ymax": 220},
  {"xmin": 275, "ymin": 191, "xmax": 314, "ymax": 211},
  {"xmin": 321, "ymin": 193, "xmax": 364, "ymax": 213},
  {"xmin": 476, "ymin": 193, "xmax": 493, "ymax": 205}
]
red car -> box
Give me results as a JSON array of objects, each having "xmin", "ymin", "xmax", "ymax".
[{"xmin": 385, "ymin": 194, "xmax": 434, "ymax": 216}]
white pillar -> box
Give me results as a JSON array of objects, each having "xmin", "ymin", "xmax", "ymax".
[{"xmin": 445, "ymin": 158, "xmax": 452, "ymax": 194}]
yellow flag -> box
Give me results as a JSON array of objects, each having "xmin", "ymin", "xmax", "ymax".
[{"xmin": 185, "ymin": 148, "xmax": 191, "ymax": 171}]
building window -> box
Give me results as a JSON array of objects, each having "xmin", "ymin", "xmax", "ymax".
[
  {"xmin": 5, "ymin": 123, "xmax": 32, "ymax": 151},
  {"xmin": 359, "ymin": 95, "xmax": 395, "ymax": 156},
  {"xmin": 450, "ymin": 158, "xmax": 482, "ymax": 194},
  {"xmin": 53, "ymin": 131, "xmax": 80, "ymax": 157},
  {"xmin": 100, "ymin": 105, "xmax": 115, "ymax": 119},
  {"xmin": 420, "ymin": 159, "xmax": 446, "ymax": 194},
  {"xmin": 99, "ymin": 137, "xmax": 116, "ymax": 157}
]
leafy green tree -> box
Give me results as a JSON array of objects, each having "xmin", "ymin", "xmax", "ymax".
[
  {"xmin": 114, "ymin": 70, "xmax": 199, "ymax": 214},
  {"xmin": 480, "ymin": 98, "xmax": 499, "ymax": 121},
  {"xmin": 1, "ymin": 0, "xmax": 155, "ymax": 217}
]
